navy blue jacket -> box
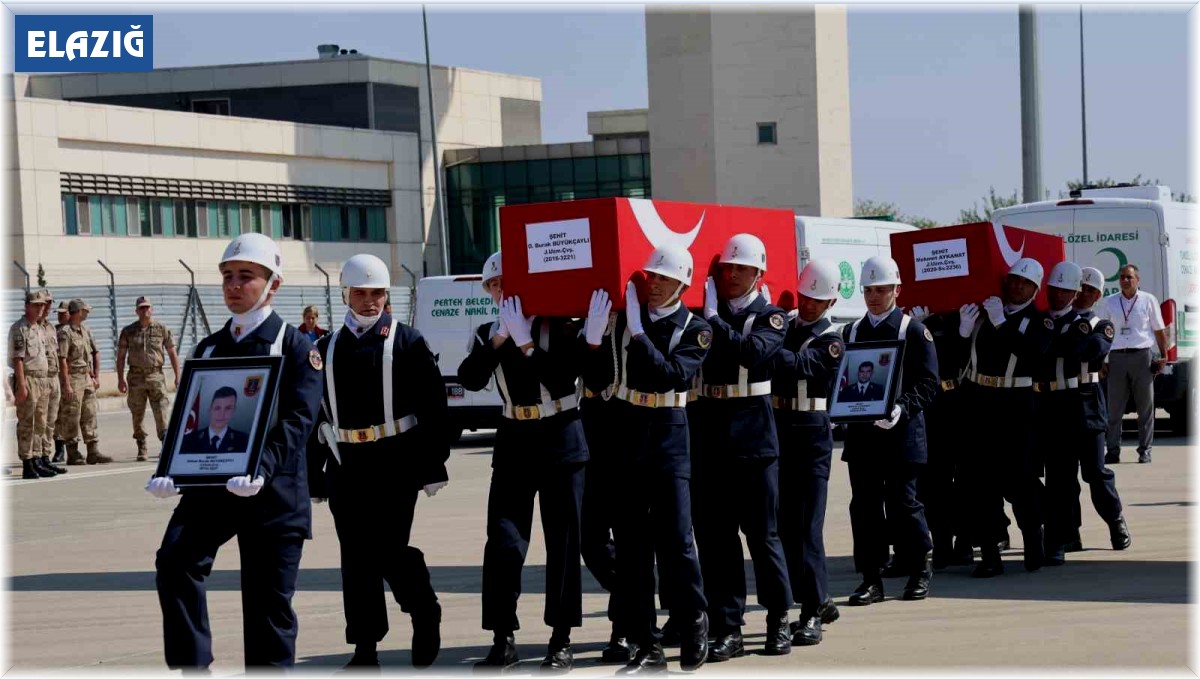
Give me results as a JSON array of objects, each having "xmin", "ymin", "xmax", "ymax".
[
  {"xmin": 307, "ymin": 314, "xmax": 450, "ymax": 497},
  {"xmin": 771, "ymin": 316, "xmax": 843, "ymax": 427},
  {"xmin": 584, "ymin": 304, "xmax": 711, "ymax": 477},
  {"xmin": 458, "ymin": 317, "xmax": 588, "ymax": 467},
  {"xmin": 839, "ymin": 307, "xmax": 939, "ymax": 464},
  {"xmin": 1051, "ymin": 308, "xmax": 1115, "ymax": 432},
  {"xmin": 954, "ymin": 302, "xmax": 1052, "ymax": 381},
  {"xmin": 182, "ymin": 312, "xmax": 323, "ymax": 539},
  {"xmin": 690, "ymin": 294, "xmax": 787, "ymax": 460}
]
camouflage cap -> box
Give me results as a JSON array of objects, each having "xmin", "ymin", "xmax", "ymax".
[
  {"xmin": 68, "ymin": 298, "xmax": 92, "ymax": 313},
  {"xmin": 57, "ymin": 301, "xmax": 69, "ymax": 312},
  {"xmin": 136, "ymin": 296, "xmax": 152, "ymax": 308},
  {"xmin": 24, "ymin": 289, "xmax": 49, "ymax": 304}
]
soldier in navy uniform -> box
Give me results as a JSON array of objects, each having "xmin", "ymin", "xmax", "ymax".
[
  {"xmin": 905, "ymin": 303, "xmax": 974, "ymax": 571},
  {"xmin": 308, "ymin": 254, "xmax": 448, "ymax": 669},
  {"xmin": 954, "ymin": 257, "xmax": 1054, "ymax": 576},
  {"xmin": 581, "ymin": 245, "xmax": 712, "ymax": 674},
  {"xmin": 1038, "ymin": 263, "xmax": 1131, "ymax": 565},
  {"xmin": 458, "ymin": 252, "xmax": 589, "ymax": 672},
  {"xmin": 689, "ymin": 233, "xmax": 793, "ymax": 660},
  {"xmin": 839, "ymin": 256, "xmax": 938, "ymax": 606},
  {"xmin": 769, "ymin": 260, "xmax": 844, "ymax": 646},
  {"xmin": 146, "ymin": 233, "xmax": 323, "ymax": 670}
]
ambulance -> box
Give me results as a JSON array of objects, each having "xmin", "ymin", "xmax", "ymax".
[
  {"xmin": 991, "ymin": 185, "xmax": 1196, "ymax": 434},
  {"xmin": 411, "ymin": 275, "xmax": 502, "ymax": 443},
  {"xmin": 795, "ymin": 215, "xmax": 920, "ymax": 324}
]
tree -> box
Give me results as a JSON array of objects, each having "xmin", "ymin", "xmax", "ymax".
[
  {"xmin": 958, "ymin": 187, "xmax": 1021, "ymax": 223},
  {"xmin": 853, "ymin": 199, "xmax": 940, "ymax": 229},
  {"xmin": 36, "ymin": 264, "xmax": 46, "ymax": 288}
]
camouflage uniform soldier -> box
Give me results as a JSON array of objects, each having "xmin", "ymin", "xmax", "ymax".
[
  {"xmin": 57, "ymin": 299, "xmax": 111, "ymax": 465},
  {"xmin": 9, "ymin": 290, "xmax": 59, "ymax": 479},
  {"xmin": 41, "ymin": 293, "xmax": 65, "ymax": 464},
  {"xmin": 117, "ymin": 296, "xmax": 180, "ymax": 461},
  {"xmin": 51, "ymin": 301, "xmax": 70, "ymax": 455}
]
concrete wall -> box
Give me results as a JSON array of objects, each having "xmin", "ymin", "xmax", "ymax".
[
  {"xmin": 646, "ymin": 6, "xmax": 852, "ymax": 216},
  {"xmin": 7, "ymin": 94, "xmax": 426, "ymax": 290},
  {"xmin": 587, "ymin": 108, "xmax": 649, "ymax": 139}
]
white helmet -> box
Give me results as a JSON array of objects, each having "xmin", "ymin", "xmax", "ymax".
[
  {"xmin": 1047, "ymin": 261, "xmax": 1082, "ymax": 292},
  {"xmin": 481, "ymin": 251, "xmax": 503, "ymax": 291},
  {"xmin": 1007, "ymin": 257, "xmax": 1045, "ymax": 288},
  {"xmin": 1081, "ymin": 266, "xmax": 1105, "ymax": 291},
  {"xmin": 341, "ymin": 254, "xmax": 390, "ymax": 304},
  {"xmin": 643, "ymin": 245, "xmax": 694, "ymax": 287},
  {"xmin": 719, "ymin": 233, "xmax": 767, "ymax": 271},
  {"xmin": 797, "ymin": 260, "xmax": 841, "ymax": 301},
  {"xmin": 220, "ymin": 233, "xmax": 283, "ymax": 279},
  {"xmin": 861, "ymin": 255, "xmax": 901, "ymax": 287}
]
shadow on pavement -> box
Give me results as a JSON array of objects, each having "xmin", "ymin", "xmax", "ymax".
[{"xmin": 8, "ymin": 555, "xmax": 1186, "ymax": 605}]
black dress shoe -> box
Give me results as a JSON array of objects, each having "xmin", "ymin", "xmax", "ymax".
[
  {"xmin": 679, "ymin": 612, "xmax": 708, "ymax": 671},
  {"xmin": 601, "ymin": 634, "xmax": 635, "ymax": 663},
  {"xmin": 51, "ymin": 440, "xmax": 65, "ymax": 463},
  {"xmin": 1023, "ymin": 529, "xmax": 1044, "ymax": 572},
  {"xmin": 411, "ymin": 602, "xmax": 441, "ymax": 668},
  {"xmin": 1109, "ymin": 516, "xmax": 1132, "ymax": 550},
  {"xmin": 706, "ymin": 630, "xmax": 744, "ymax": 663},
  {"xmin": 540, "ymin": 643, "xmax": 572, "ymax": 672},
  {"xmin": 619, "ymin": 643, "xmax": 666, "ymax": 674},
  {"xmin": 475, "ymin": 634, "xmax": 519, "ymax": 671},
  {"xmin": 902, "ymin": 554, "xmax": 932, "ymax": 600},
  {"xmin": 21, "ymin": 459, "xmax": 40, "ymax": 480},
  {"xmin": 763, "ymin": 612, "xmax": 791, "ymax": 656},
  {"xmin": 341, "ymin": 649, "xmax": 381, "ymax": 671},
  {"xmin": 817, "ymin": 597, "xmax": 840, "ymax": 624},
  {"xmin": 1104, "ymin": 451, "xmax": 1120, "ymax": 465},
  {"xmin": 791, "ymin": 615, "xmax": 822, "ymax": 646},
  {"xmin": 1137, "ymin": 451, "xmax": 1152, "ymax": 464},
  {"xmin": 1043, "ymin": 543, "xmax": 1065, "ymax": 566},
  {"xmin": 34, "ymin": 457, "xmax": 60, "ymax": 476},
  {"xmin": 658, "ymin": 617, "xmax": 681, "ymax": 647},
  {"xmin": 42, "ymin": 458, "xmax": 67, "ymax": 474},
  {"xmin": 848, "ymin": 579, "xmax": 883, "ymax": 606}
]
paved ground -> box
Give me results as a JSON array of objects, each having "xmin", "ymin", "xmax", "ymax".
[{"xmin": 4, "ymin": 411, "xmax": 1194, "ymax": 674}]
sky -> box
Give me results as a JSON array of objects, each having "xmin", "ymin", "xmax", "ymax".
[{"xmin": 9, "ymin": 3, "xmax": 1192, "ymax": 225}]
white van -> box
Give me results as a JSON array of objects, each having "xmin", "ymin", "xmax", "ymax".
[
  {"xmin": 795, "ymin": 216, "xmax": 920, "ymax": 324},
  {"xmin": 411, "ymin": 275, "xmax": 502, "ymax": 442},
  {"xmin": 991, "ymin": 185, "xmax": 1197, "ymax": 434}
]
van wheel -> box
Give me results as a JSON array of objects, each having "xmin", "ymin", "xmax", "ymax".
[{"xmin": 447, "ymin": 425, "xmax": 465, "ymax": 445}]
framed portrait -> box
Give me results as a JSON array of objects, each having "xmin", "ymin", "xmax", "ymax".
[
  {"xmin": 154, "ymin": 355, "xmax": 285, "ymax": 487},
  {"xmin": 828, "ymin": 340, "xmax": 906, "ymax": 423}
]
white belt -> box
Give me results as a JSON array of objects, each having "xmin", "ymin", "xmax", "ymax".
[
  {"xmin": 616, "ymin": 386, "xmax": 689, "ymax": 409},
  {"xmin": 337, "ymin": 414, "xmax": 418, "ymax": 443},
  {"xmin": 503, "ymin": 394, "xmax": 579, "ymax": 420},
  {"xmin": 697, "ymin": 381, "xmax": 772, "ymax": 399},
  {"xmin": 967, "ymin": 373, "xmax": 1033, "ymax": 389},
  {"xmin": 1033, "ymin": 372, "xmax": 1101, "ymax": 392},
  {"xmin": 1080, "ymin": 371, "xmax": 1100, "ymax": 384},
  {"xmin": 771, "ymin": 396, "xmax": 827, "ymax": 412}
]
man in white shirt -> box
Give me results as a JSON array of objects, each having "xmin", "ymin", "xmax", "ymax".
[{"xmin": 1098, "ymin": 264, "xmax": 1169, "ymax": 464}]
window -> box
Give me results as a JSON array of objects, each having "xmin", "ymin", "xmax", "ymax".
[
  {"xmin": 191, "ymin": 98, "xmax": 230, "ymax": 116},
  {"xmin": 301, "ymin": 205, "xmax": 312, "ymax": 240},
  {"xmin": 63, "ymin": 194, "xmax": 78, "ymax": 235},
  {"xmin": 125, "ymin": 198, "xmax": 140, "ymax": 236},
  {"xmin": 151, "ymin": 199, "xmax": 163, "ymax": 236},
  {"xmin": 757, "ymin": 122, "xmax": 777, "ymax": 145},
  {"xmin": 281, "ymin": 204, "xmax": 292, "ymax": 239},
  {"xmin": 340, "ymin": 206, "xmax": 351, "ymax": 240},
  {"xmin": 196, "ymin": 201, "xmax": 209, "ymax": 238},
  {"xmin": 178, "ymin": 200, "xmax": 195, "ymax": 237},
  {"xmin": 357, "ymin": 207, "xmax": 369, "ymax": 241},
  {"xmin": 76, "ymin": 196, "xmax": 90, "ymax": 235},
  {"xmin": 138, "ymin": 198, "xmax": 152, "ymax": 236}
]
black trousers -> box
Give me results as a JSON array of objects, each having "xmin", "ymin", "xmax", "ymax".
[
  {"xmin": 963, "ymin": 390, "xmax": 1044, "ymax": 546},
  {"xmin": 156, "ymin": 503, "xmax": 304, "ymax": 668},
  {"xmin": 921, "ymin": 391, "xmax": 968, "ymax": 553},
  {"xmin": 847, "ymin": 458, "xmax": 932, "ymax": 575},
  {"xmin": 612, "ymin": 468, "xmax": 707, "ymax": 645},
  {"xmin": 1045, "ymin": 425, "xmax": 1123, "ymax": 547},
  {"xmin": 693, "ymin": 456, "xmax": 792, "ymax": 630},
  {"xmin": 776, "ymin": 415, "xmax": 832, "ymax": 613},
  {"xmin": 481, "ymin": 461, "xmax": 585, "ymax": 633},
  {"xmin": 330, "ymin": 482, "xmax": 437, "ymax": 644}
]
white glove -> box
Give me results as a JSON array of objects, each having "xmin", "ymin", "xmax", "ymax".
[
  {"xmin": 958, "ymin": 303, "xmax": 980, "ymax": 338},
  {"xmin": 982, "ymin": 296, "xmax": 1006, "ymax": 328},
  {"xmin": 908, "ymin": 305, "xmax": 930, "ymax": 322},
  {"xmin": 494, "ymin": 298, "xmax": 510, "ymax": 340},
  {"xmin": 226, "ymin": 475, "xmax": 265, "ymax": 498},
  {"xmin": 313, "ymin": 497, "xmax": 328, "ymax": 504},
  {"xmin": 625, "ymin": 281, "xmax": 645, "ymax": 336},
  {"xmin": 759, "ymin": 283, "xmax": 771, "ymax": 305},
  {"xmin": 500, "ymin": 296, "xmax": 534, "ymax": 347},
  {"xmin": 423, "ymin": 481, "xmax": 448, "ymax": 497},
  {"xmin": 584, "ymin": 289, "xmax": 612, "ymax": 346},
  {"xmin": 704, "ymin": 277, "xmax": 719, "ymax": 320},
  {"xmin": 874, "ymin": 405, "xmax": 902, "ymax": 430},
  {"xmin": 146, "ymin": 476, "xmax": 179, "ymax": 499}
]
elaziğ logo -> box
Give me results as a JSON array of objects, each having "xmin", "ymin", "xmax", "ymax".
[{"xmin": 16, "ymin": 15, "xmax": 153, "ymax": 73}]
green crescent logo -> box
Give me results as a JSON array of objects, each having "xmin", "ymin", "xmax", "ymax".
[
  {"xmin": 838, "ymin": 261, "xmax": 855, "ymax": 299},
  {"xmin": 1097, "ymin": 248, "xmax": 1128, "ymax": 281}
]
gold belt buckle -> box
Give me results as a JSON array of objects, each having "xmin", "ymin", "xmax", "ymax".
[
  {"xmin": 940, "ymin": 379, "xmax": 957, "ymax": 391},
  {"xmin": 517, "ymin": 405, "xmax": 540, "ymax": 421},
  {"xmin": 351, "ymin": 427, "xmax": 377, "ymax": 443},
  {"xmin": 634, "ymin": 391, "xmax": 653, "ymax": 407}
]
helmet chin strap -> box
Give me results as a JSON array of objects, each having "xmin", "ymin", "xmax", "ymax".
[
  {"xmin": 249, "ymin": 273, "xmax": 279, "ymax": 313},
  {"xmin": 661, "ymin": 280, "xmax": 686, "ymax": 307}
]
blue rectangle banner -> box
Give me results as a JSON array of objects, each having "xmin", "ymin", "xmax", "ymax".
[{"xmin": 15, "ymin": 15, "xmax": 153, "ymax": 72}]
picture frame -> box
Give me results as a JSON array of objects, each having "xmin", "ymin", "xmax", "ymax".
[
  {"xmin": 154, "ymin": 355, "xmax": 285, "ymax": 487},
  {"xmin": 828, "ymin": 339, "xmax": 907, "ymax": 423}
]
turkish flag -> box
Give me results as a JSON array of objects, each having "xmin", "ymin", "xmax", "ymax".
[{"xmin": 183, "ymin": 389, "xmax": 201, "ymax": 435}]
